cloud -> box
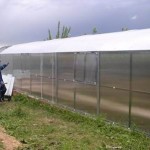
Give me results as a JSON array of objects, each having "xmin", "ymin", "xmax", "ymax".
[
  {"xmin": 0, "ymin": 0, "xmax": 150, "ymax": 45},
  {"xmin": 131, "ymin": 15, "xmax": 138, "ymax": 20}
]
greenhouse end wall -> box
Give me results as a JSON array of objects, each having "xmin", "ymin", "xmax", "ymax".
[{"xmin": 1, "ymin": 51, "xmax": 150, "ymax": 133}]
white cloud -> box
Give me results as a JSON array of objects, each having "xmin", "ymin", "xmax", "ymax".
[
  {"xmin": 0, "ymin": 0, "xmax": 150, "ymax": 44},
  {"xmin": 131, "ymin": 15, "xmax": 138, "ymax": 20}
]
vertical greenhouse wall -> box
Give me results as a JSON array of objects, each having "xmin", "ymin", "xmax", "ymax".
[{"xmin": 1, "ymin": 51, "xmax": 150, "ymax": 132}]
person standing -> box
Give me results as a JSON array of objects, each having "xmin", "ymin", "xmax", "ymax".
[{"xmin": 0, "ymin": 62, "xmax": 9, "ymax": 102}]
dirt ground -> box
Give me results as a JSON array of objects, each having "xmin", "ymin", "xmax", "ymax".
[{"xmin": 0, "ymin": 126, "xmax": 22, "ymax": 150}]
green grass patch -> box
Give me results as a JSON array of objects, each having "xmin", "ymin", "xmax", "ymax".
[
  {"xmin": 0, "ymin": 142, "xmax": 4, "ymax": 150},
  {"xmin": 0, "ymin": 94, "xmax": 149, "ymax": 150}
]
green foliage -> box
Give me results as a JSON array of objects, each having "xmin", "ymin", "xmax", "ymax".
[
  {"xmin": 92, "ymin": 27, "xmax": 98, "ymax": 34},
  {"xmin": 47, "ymin": 29, "xmax": 52, "ymax": 40},
  {"xmin": 61, "ymin": 26, "xmax": 71, "ymax": 38},
  {"xmin": 56, "ymin": 21, "xmax": 60, "ymax": 39},
  {"xmin": 46, "ymin": 21, "xmax": 71, "ymax": 40},
  {"xmin": 12, "ymin": 105, "xmax": 27, "ymax": 118},
  {"xmin": 0, "ymin": 142, "xmax": 4, "ymax": 150}
]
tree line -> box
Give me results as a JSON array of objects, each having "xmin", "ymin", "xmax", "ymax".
[{"xmin": 46, "ymin": 21, "xmax": 128, "ymax": 40}]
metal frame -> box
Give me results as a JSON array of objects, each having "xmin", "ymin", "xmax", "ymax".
[
  {"xmin": 40, "ymin": 54, "xmax": 43, "ymax": 99},
  {"xmin": 55, "ymin": 53, "xmax": 58, "ymax": 103},
  {"xmin": 129, "ymin": 52, "xmax": 133, "ymax": 127},
  {"xmin": 97, "ymin": 52, "xmax": 100, "ymax": 115},
  {"xmin": 73, "ymin": 52, "xmax": 76, "ymax": 109}
]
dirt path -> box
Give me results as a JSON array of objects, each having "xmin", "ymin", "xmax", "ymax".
[{"xmin": 0, "ymin": 127, "xmax": 22, "ymax": 150}]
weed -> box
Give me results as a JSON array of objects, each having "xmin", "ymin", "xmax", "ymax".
[
  {"xmin": 12, "ymin": 105, "xmax": 27, "ymax": 118},
  {"xmin": 0, "ymin": 142, "xmax": 4, "ymax": 150}
]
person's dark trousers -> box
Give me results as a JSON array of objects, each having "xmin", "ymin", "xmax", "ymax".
[{"xmin": 0, "ymin": 84, "xmax": 6, "ymax": 101}]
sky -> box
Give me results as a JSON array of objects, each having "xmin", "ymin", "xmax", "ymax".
[{"xmin": 0, "ymin": 0, "xmax": 150, "ymax": 45}]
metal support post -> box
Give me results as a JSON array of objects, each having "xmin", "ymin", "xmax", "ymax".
[
  {"xmin": 55, "ymin": 53, "xmax": 58, "ymax": 103},
  {"xmin": 40, "ymin": 54, "xmax": 43, "ymax": 99},
  {"xmin": 129, "ymin": 52, "xmax": 133, "ymax": 128},
  {"xmin": 73, "ymin": 53, "xmax": 77, "ymax": 109},
  {"xmin": 29, "ymin": 54, "xmax": 32, "ymax": 94},
  {"xmin": 97, "ymin": 52, "xmax": 100, "ymax": 115}
]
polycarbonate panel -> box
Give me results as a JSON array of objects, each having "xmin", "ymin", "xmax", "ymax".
[
  {"xmin": 42, "ymin": 77, "xmax": 55, "ymax": 101},
  {"xmin": 100, "ymin": 87, "xmax": 129, "ymax": 124},
  {"xmin": 13, "ymin": 54, "xmax": 21, "ymax": 75},
  {"xmin": 75, "ymin": 53, "xmax": 85, "ymax": 81},
  {"xmin": 30, "ymin": 54, "xmax": 41, "ymax": 75},
  {"xmin": 14, "ymin": 78, "xmax": 22, "ymax": 90},
  {"xmin": 0, "ymin": 54, "xmax": 13, "ymax": 74},
  {"xmin": 76, "ymin": 83, "xmax": 97, "ymax": 114},
  {"xmin": 132, "ymin": 92, "xmax": 150, "ymax": 132},
  {"xmin": 132, "ymin": 52, "xmax": 150, "ymax": 92},
  {"xmin": 21, "ymin": 78, "xmax": 30, "ymax": 93},
  {"xmin": 85, "ymin": 53, "xmax": 97, "ymax": 83},
  {"xmin": 58, "ymin": 53, "xmax": 74, "ymax": 80},
  {"xmin": 0, "ymin": 54, "xmax": 7, "ymax": 66},
  {"xmin": 21, "ymin": 54, "xmax": 30, "ymax": 92},
  {"xmin": 101, "ymin": 53, "xmax": 130, "ymax": 89},
  {"xmin": 12, "ymin": 55, "xmax": 22, "ymax": 89},
  {"xmin": 43, "ymin": 54, "xmax": 54, "ymax": 77},
  {"xmin": 58, "ymin": 80, "xmax": 74, "ymax": 107},
  {"xmin": 31, "ymin": 75, "xmax": 41, "ymax": 97}
]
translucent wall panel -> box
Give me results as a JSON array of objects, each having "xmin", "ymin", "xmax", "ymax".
[
  {"xmin": 31, "ymin": 75, "xmax": 41, "ymax": 97},
  {"xmin": 100, "ymin": 87, "xmax": 129, "ymax": 124},
  {"xmin": 14, "ymin": 78, "xmax": 22, "ymax": 90},
  {"xmin": 0, "ymin": 54, "xmax": 7, "ymax": 68},
  {"xmin": 85, "ymin": 53, "xmax": 97, "ymax": 83},
  {"xmin": 132, "ymin": 92, "xmax": 150, "ymax": 132},
  {"xmin": 0, "ymin": 54, "xmax": 13, "ymax": 74},
  {"xmin": 30, "ymin": 54, "xmax": 41, "ymax": 75},
  {"xmin": 21, "ymin": 54, "xmax": 30, "ymax": 72},
  {"xmin": 76, "ymin": 83, "xmax": 97, "ymax": 114},
  {"xmin": 43, "ymin": 54, "xmax": 54, "ymax": 78},
  {"xmin": 132, "ymin": 52, "xmax": 150, "ymax": 92},
  {"xmin": 75, "ymin": 53, "xmax": 85, "ymax": 81},
  {"xmin": 58, "ymin": 53, "xmax": 74, "ymax": 80},
  {"xmin": 21, "ymin": 54, "xmax": 30, "ymax": 92},
  {"xmin": 12, "ymin": 55, "xmax": 22, "ymax": 89},
  {"xmin": 13, "ymin": 55, "xmax": 21, "ymax": 75},
  {"xmin": 58, "ymin": 80, "xmax": 74, "ymax": 108},
  {"xmin": 21, "ymin": 78, "xmax": 30, "ymax": 93},
  {"xmin": 101, "ymin": 53, "xmax": 130, "ymax": 89},
  {"xmin": 42, "ymin": 77, "xmax": 55, "ymax": 101}
]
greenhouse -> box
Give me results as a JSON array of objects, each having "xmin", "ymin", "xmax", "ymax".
[{"xmin": 0, "ymin": 28, "xmax": 150, "ymax": 133}]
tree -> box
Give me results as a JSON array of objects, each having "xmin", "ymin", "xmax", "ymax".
[
  {"xmin": 122, "ymin": 27, "xmax": 128, "ymax": 31},
  {"xmin": 56, "ymin": 21, "xmax": 60, "ymax": 39},
  {"xmin": 61, "ymin": 26, "xmax": 71, "ymax": 38},
  {"xmin": 47, "ymin": 29, "xmax": 52, "ymax": 40},
  {"xmin": 92, "ymin": 27, "xmax": 98, "ymax": 34},
  {"xmin": 46, "ymin": 21, "xmax": 71, "ymax": 40}
]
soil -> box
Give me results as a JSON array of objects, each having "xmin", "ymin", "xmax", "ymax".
[{"xmin": 0, "ymin": 126, "xmax": 22, "ymax": 150}]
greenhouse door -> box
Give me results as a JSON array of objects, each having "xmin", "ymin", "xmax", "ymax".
[{"xmin": 75, "ymin": 52, "xmax": 98, "ymax": 114}]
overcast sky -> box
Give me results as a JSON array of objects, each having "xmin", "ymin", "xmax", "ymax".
[{"xmin": 0, "ymin": 0, "xmax": 150, "ymax": 45}]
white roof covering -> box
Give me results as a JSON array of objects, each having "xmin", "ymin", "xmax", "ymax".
[{"xmin": 1, "ymin": 28, "xmax": 150, "ymax": 54}]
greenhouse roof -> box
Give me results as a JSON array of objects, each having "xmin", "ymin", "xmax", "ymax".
[
  {"xmin": 1, "ymin": 28, "xmax": 150, "ymax": 54},
  {"xmin": 0, "ymin": 45, "xmax": 10, "ymax": 53}
]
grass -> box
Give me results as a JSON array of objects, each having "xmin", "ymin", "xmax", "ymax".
[
  {"xmin": 0, "ymin": 142, "xmax": 4, "ymax": 150},
  {"xmin": 0, "ymin": 94, "xmax": 149, "ymax": 150}
]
